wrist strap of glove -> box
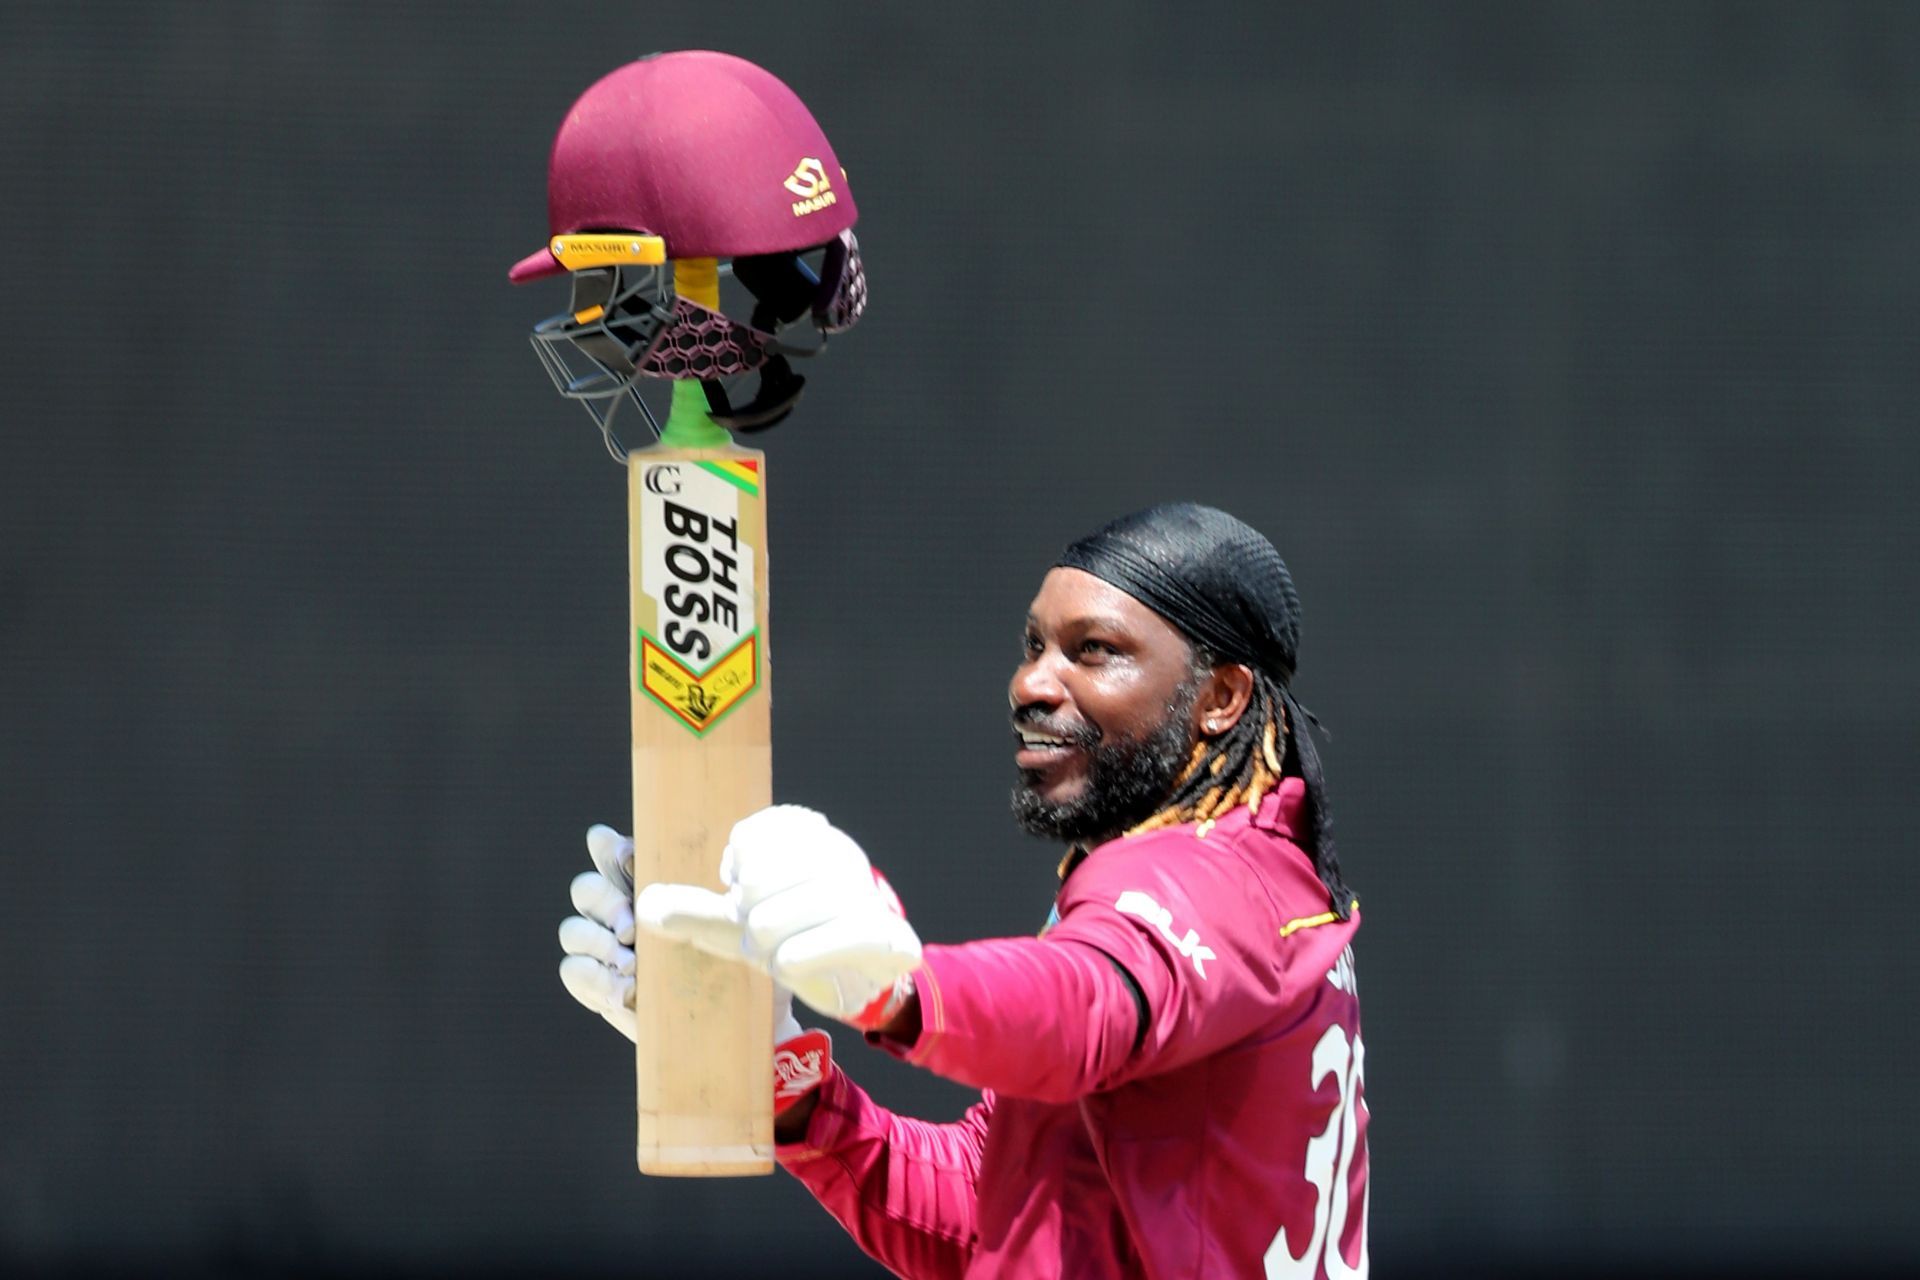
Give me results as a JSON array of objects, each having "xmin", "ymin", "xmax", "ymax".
[
  {"xmin": 773, "ymin": 1029, "xmax": 833, "ymax": 1115},
  {"xmin": 848, "ymin": 972, "xmax": 915, "ymax": 1033}
]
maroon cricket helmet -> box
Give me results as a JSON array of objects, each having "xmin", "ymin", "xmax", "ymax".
[
  {"xmin": 510, "ymin": 51, "xmax": 869, "ymax": 447},
  {"xmin": 508, "ymin": 50, "xmax": 858, "ymax": 281}
]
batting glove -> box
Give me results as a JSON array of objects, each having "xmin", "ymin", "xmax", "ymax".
[
  {"xmin": 634, "ymin": 805, "xmax": 922, "ymax": 1031},
  {"xmin": 558, "ymin": 824, "xmax": 831, "ymax": 1115}
]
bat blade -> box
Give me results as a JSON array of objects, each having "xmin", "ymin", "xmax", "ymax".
[{"xmin": 627, "ymin": 445, "xmax": 774, "ymax": 1176}]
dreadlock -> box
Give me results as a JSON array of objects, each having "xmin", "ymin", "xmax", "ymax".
[{"xmin": 1126, "ymin": 650, "xmax": 1356, "ymax": 920}]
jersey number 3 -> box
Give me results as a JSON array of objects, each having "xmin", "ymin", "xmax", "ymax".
[{"xmin": 1264, "ymin": 1023, "xmax": 1368, "ymax": 1279}]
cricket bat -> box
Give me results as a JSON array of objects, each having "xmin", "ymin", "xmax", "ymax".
[{"xmin": 626, "ymin": 257, "xmax": 774, "ymax": 1176}]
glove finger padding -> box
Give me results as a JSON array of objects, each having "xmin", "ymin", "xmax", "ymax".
[
  {"xmin": 559, "ymin": 954, "xmax": 638, "ymax": 1042},
  {"xmin": 586, "ymin": 824, "xmax": 636, "ymax": 895},
  {"xmin": 632, "ymin": 882, "xmax": 753, "ymax": 963},
  {"xmin": 583, "ymin": 825, "xmax": 637, "ymax": 898},
  {"xmin": 558, "ymin": 915, "xmax": 635, "ymax": 976},
  {"xmin": 570, "ymin": 871, "xmax": 635, "ymax": 945}
]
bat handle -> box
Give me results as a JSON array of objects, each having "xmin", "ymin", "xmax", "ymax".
[{"xmin": 657, "ymin": 258, "xmax": 733, "ymax": 450}]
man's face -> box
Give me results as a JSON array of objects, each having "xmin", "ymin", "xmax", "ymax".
[{"xmin": 1009, "ymin": 567, "xmax": 1205, "ymax": 843}]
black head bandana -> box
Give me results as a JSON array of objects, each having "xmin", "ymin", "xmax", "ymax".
[{"xmin": 1057, "ymin": 503, "xmax": 1303, "ymax": 680}]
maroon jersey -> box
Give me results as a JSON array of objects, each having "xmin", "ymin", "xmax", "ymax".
[{"xmin": 778, "ymin": 778, "xmax": 1370, "ymax": 1278}]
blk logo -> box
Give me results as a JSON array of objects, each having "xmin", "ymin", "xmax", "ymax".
[{"xmin": 1114, "ymin": 890, "xmax": 1217, "ymax": 979}]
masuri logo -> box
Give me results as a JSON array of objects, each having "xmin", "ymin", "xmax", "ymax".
[
  {"xmin": 783, "ymin": 156, "xmax": 838, "ymax": 217},
  {"xmin": 783, "ymin": 157, "xmax": 829, "ymax": 198}
]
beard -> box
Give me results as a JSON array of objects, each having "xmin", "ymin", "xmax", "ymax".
[{"xmin": 1009, "ymin": 677, "xmax": 1201, "ymax": 845}]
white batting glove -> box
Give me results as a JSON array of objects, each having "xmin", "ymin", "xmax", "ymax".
[
  {"xmin": 634, "ymin": 805, "xmax": 922, "ymax": 1030},
  {"xmin": 557, "ymin": 825, "xmax": 640, "ymax": 1041},
  {"xmin": 559, "ymin": 825, "xmax": 806, "ymax": 1046}
]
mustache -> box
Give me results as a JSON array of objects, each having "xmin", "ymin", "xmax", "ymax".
[{"xmin": 1010, "ymin": 705, "xmax": 1102, "ymax": 747}]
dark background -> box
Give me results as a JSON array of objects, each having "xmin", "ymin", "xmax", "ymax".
[{"xmin": 3, "ymin": 2, "xmax": 1915, "ymax": 1276}]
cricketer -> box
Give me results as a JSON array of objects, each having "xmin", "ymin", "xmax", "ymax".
[{"xmin": 561, "ymin": 503, "xmax": 1371, "ymax": 1277}]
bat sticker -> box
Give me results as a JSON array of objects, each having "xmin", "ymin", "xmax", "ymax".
[{"xmin": 636, "ymin": 459, "xmax": 762, "ymax": 734}]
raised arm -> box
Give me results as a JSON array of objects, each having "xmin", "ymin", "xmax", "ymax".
[{"xmin": 563, "ymin": 820, "xmax": 984, "ymax": 1279}]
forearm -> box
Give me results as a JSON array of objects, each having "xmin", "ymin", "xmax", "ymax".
[
  {"xmin": 893, "ymin": 938, "xmax": 1140, "ymax": 1103},
  {"xmin": 777, "ymin": 1068, "xmax": 986, "ymax": 1280}
]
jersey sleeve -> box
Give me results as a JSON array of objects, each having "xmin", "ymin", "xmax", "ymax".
[
  {"xmin": 1046, "ymin": 827, "xmax": 1327, "ymax": 1084},
  {"xmin": 776, "ymin": 1065, "xmax": 990, "ymax": 1280},
  {"xmin": 901, "ymin": 826, "xmax": 1328, "ymax": 1099},
  {"xmin": 893, "ymin": 933, "xmax": 1147, "ymax": 1102}
]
